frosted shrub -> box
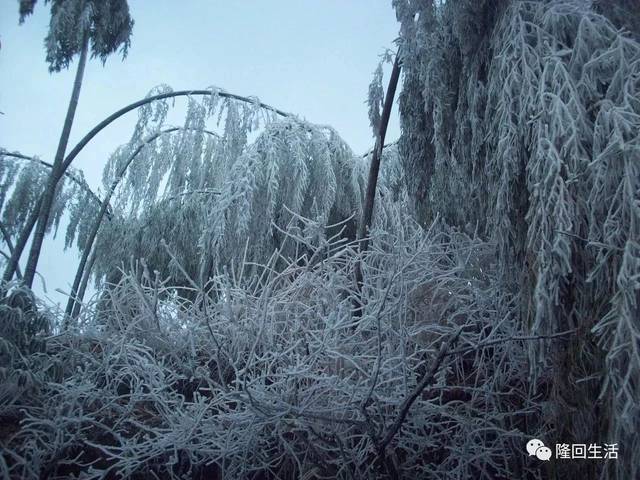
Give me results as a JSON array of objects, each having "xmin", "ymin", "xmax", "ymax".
[{"xmin": 1, "ymin": 217, "xmax": 550, "ymax": 479}]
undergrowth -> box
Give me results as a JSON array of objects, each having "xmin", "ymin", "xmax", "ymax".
[{"xmin": 1, "ymin": 217, "xmax": 563, "ymax": 479}]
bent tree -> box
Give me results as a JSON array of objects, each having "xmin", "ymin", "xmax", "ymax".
[
  {"xmin": 63, "ymin": 126, "xmax": 224, "ymax": 319},
  {"xmin": 1, "ymin": 87, "xmax": 290, "ymax": 287},
  {"xmin": 56, "ymin": 83, "xmax": 408, "ymax": 321},
  {"xmin": 85, "ymin": 93, "xmax": 363, "ymax": 299}
]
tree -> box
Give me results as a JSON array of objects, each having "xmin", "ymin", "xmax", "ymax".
[
  {"xmin": 1, "ymin": 86, "xmax": 291, "ymax": 287},
  {"xmin": 393, "ymin": 1, "xmax": 640, "ymax": 477},
  {"xmin": 63, "ymin": 126, "xmax": 223, "ymax": 319},
  {"xmin": 17, "ymin": 0, "xmax": 134, "ymax": 288},
  {"xmin": 87, "ymin": 96, "xmax": 365, "ymax": 303},
  {"xmin": 354, "ymin": 52, "xmax": 401, "ymax": 304},
  {"xmin": 44, "ymin": 82, "xmax": 408, "ymax": 321}
]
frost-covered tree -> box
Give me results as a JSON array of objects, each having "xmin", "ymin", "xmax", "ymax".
[
  {"xmin": 85, "ymin": 89, "xmax": 367, "ymax": 309},
  {"xmin": 62, "ymin": 126, "xmax": 221, "ymax": 319},
  {"xmin": 1, "ymin": 208, "xmax": 545, "ymax": 479},
  {"xmin": 3, "ymin": 80, "xmax": 349, "ymax": 321},
  {"xmin": 394, "ymin": 1, "xmax": 640, "ymax": 477},
  {"xmin": 13, "ymin": 0, "xmax": 134, "ymax": 289},
  {"xmin": 0, "ymin": 150, "xmax": 101, "ymax": 263},
  {"xmin": 43, "ymin": 77, "xmax": 413, "ymax": 325},
  {"xmin": 2, "ymin": 82, "xmax": 297, "ymax": 290}
]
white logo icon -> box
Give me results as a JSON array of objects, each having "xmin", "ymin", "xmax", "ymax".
[
  {"xmin": 536, "ymin": 446, "xmax": 552, "ymax": 461},
  {"xmin": 526, "ymin": 439, "xmax": 552, "ymax": 461}
]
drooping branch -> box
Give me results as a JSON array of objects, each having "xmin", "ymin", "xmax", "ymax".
[
  {"xmin": 3, "ymin": 88, "xmax": 290, "ymax": 286},
  {"xmin": 59, "ymin": 89, "xmax": 290, "ymax": 178},
  {"xmin": 0, "ymin": 150, "xmax": 107, "ymax": 215},
  {"xmin": 64, "ymin": 126, "xmax": 221, "ymax": 321}
]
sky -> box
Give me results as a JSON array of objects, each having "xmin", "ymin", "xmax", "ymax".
[{"xmin": 0, "ymin": 1, "xmax": 401, "ymax": 309}]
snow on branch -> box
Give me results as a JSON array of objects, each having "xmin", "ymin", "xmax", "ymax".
[{"xmin": 1, "ymin": 216, "xmax": 546, "ymax": 479}]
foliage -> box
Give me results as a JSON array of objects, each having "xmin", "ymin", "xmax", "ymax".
[
  {"xmin": 89, "ymin": 86, "xmax": 406, "ymax": 293},
  {"xmin": 0, "ymin": 217, "xmax": 549, "ymax": 479},
  {"xmin": 3, "ymin": 1, "xmax": 638, "ymax": 477},
  {"xmin": 393, "ymin": 0, "xmax": 640, "ymax": 477},
  {"xmin": 19, "ymin": 0, "xmax": 134, "ymax": 72},
  {"xmin": 0, "ymin": 150, "xmax": 98, "ymax": 251},
  {"xmin": 0, "ymin": 82, "xmax": 407, "ymax": 302}
]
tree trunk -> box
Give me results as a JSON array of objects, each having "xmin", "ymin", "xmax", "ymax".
[
  {"xmin": 22, "ymin": 32, "xmax": 89, "ymax": 287},
  {"xmin": 354, "ymin": 54, "xmax": 401, "ymax": 297},
  {"xmin": 0, "ymin": 221, "xmax": 22, "ymax": 279},
  {"xmin": 69, "ymin": 243, "xmax": 97, "ymax": 321},
  {"xmin": 63, "ymin": 195, "xmax": 109, "ymax": 320},
  {"xmin": 2, "ymin": 199, "xmax": 39, "ymax": 285}
]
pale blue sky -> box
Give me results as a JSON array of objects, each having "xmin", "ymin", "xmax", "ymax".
[{"xmin": 0, "ymin": 1, "xmax": 401, "ymax": 308}]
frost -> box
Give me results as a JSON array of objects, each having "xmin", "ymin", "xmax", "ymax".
[
  {"xmin": 90, "ymin": 90, "xmax": 381, "ymax": 292},
  {"xmin": 394, "ymin": 1, "xmax": 640, "ymax": 477},
  {"xmin": 1, "ymin": 217, "xmax": 543, "ymax": 479},
  {"xmin": 0, "ymin": 151, "xmax": 99, "ymax": 250}
]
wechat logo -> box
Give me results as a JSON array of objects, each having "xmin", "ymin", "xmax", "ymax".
[{"xmin": 527, "ymin": 439, "xmax": 552, "ymax": 461}]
